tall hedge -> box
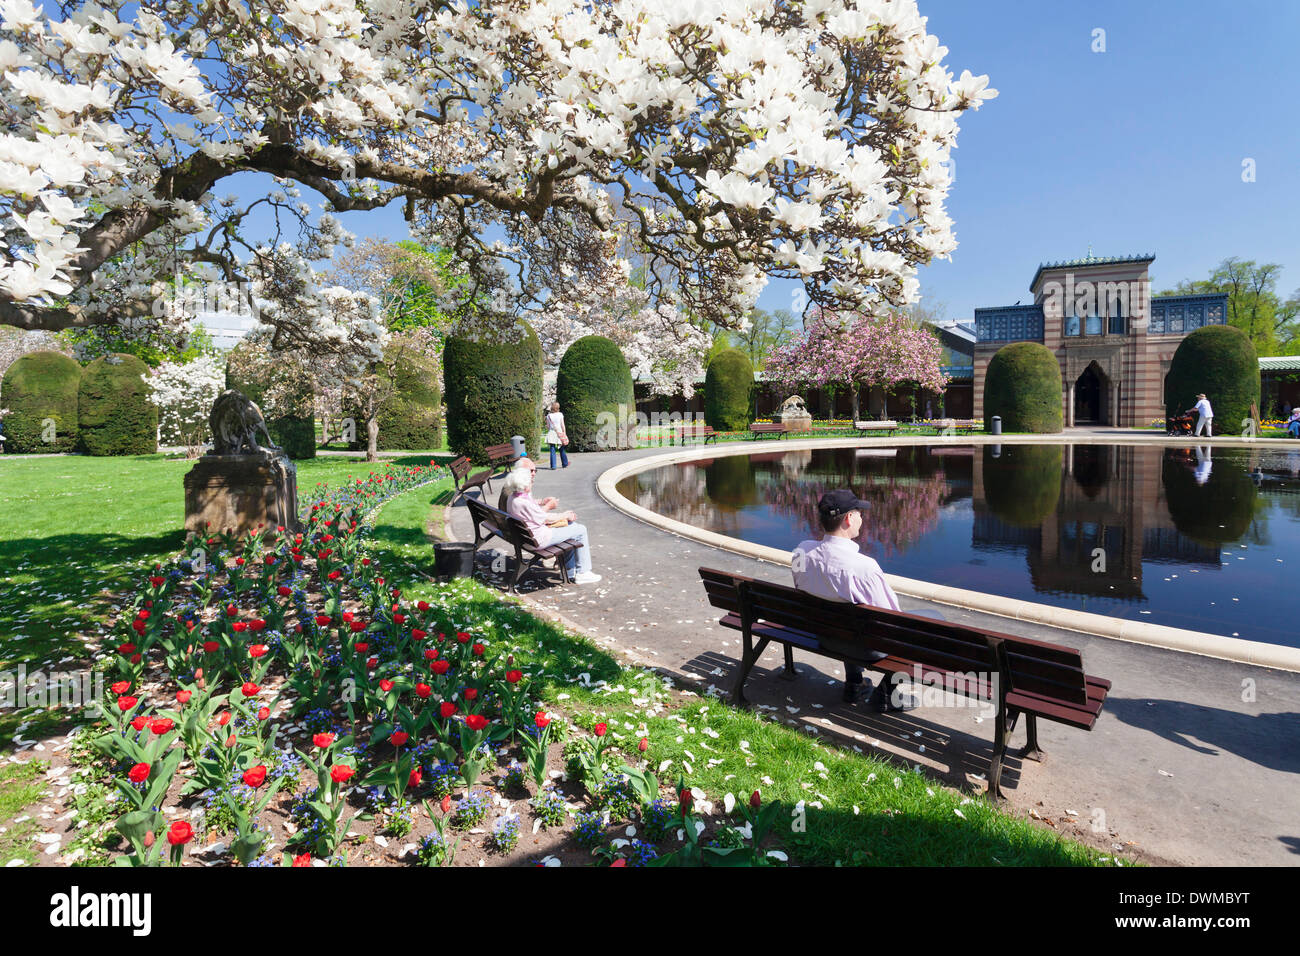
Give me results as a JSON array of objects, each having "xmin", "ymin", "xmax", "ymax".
[
  {"xmin": 1165, "ymin": 325, "xmax": 1260, "ymax": 435},
  {"xmin": 704, "ymin": 348, "xmax": 754, "ymax": 431},
  {"xmin": 556, "ymin": 335, "xmax": 634, "ymax": 451},
  {"xmin": 225, "ymin": 342, "xmax": 316, "ymax": 459},
  {"xmin": 983, "ymin": 342, "xmax": 1062, "ymax": 433},
  {"xmin": 1161, "ymin": 449, "xmax": 1257, "ymax": 546},
  {"xmin": 443, "ymin": 316, "xmax": 543, "ymax": 463},
  {"xmin": 78, "ymin": 353, "xmax": 157, "ymax": 456},
  {"xmin": 982, "ymin": 444, "xmax": 1063, "ymax": 527},
  {"xmin": 1, "ymin": 350, "xmax": 82, "ymax": 453}
]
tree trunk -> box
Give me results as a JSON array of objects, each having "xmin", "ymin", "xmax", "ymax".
[
  {"xmin": 366, "ymin": 414, "xmax": 379, "ymax": 462},
  {"xmin": 850, "ymin": 385, "xmax": 860, "ymax": 423}
]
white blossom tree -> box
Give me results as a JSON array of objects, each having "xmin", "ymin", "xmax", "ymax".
[
  {"xmin": 146, "ymin": 352, "xmax": 224, "ymax": 455},
  {"xmin": 0, "ymin": 0, "xmax": 995, "ymax": 360}
]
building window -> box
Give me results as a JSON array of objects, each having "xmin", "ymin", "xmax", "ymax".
[
  {"xmin": 1065, "ymin": 314, "xmax": 1081, "ymax": 336},
  {"xmin": 1085, "ymin": 314, "xmax": 1101, "ymax": 335},
  {"xmin": 1109, "ymin": 313, "xmax": 1126, "ymax": 335},
  {"xmin": 1169, "ymin": 305, "xmax": 1184, "ymax": 333},
  {"xmin": 1150, "ymin": 303, "xmax": 1165, "ymax": 333},
  {"xmin": 1207, "ymin": 302, "xmax": 1224, "ymax": 325}
]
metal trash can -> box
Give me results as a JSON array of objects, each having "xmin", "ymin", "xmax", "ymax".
[
  {"xmin": 991, "ymin": 415, "xmax": 1002, "ymax": 436},
  {"xmin": 433, "ymin": 542, "xmax": 476, "ymax": 580},
  {"xmin": 510, "ymin": 434, "xmax": 526, "ymax": 458}
]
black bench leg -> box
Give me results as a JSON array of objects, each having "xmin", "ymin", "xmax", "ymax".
[
  {"xmin": 1018, "ymin": 713, "xmax": 1045, "ymax": 763},
  {"xmin": 508, "ymin": 545, "xmax": 525, "ymax": 593},
  {"xmin": 780, "ymin": 643, "xmax": 798, "ymax": 680},
  {"xmin": 732, "ymin": 634, "xmax": 757, "ymax": 705},
  {"xmin": 988, "ymin": 703, "xmax": 1009, "ymax": 801}
]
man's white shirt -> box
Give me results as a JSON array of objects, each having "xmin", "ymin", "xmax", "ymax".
[{"xmin": 792, "ymin": 535, "xmax": 900, "ymax": 610}]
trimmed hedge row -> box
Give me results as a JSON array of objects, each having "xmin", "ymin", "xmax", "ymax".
[
  {"xmin": 1, "ymin": 350, "xmax": 82, "ymax": 453},
  {"xmin": 1165, "ymin": 325, "xmax": 1259, "ymax": 434},
  {"xmin": 556, "ymin": 335, "xmax": 634, "ymax": 451},
  {"xmin": 443, "ymin": 316, "xmax": 543, "ymax": 463}
]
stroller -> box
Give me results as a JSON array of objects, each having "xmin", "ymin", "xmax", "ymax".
[{"xmin": 1166, "ymin": 412, "xmax": 1195, "ymax": 436}]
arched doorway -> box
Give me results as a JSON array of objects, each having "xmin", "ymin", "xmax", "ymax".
[{"xmin": 1074, "ymin": 362, "xmax": 1108, "ymax": 424}]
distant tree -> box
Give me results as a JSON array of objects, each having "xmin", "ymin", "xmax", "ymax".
[
  {"xmin": 1160, "ymin": 258, "xmax": 1295, "ymax": 356},
  {"xmin": 715, "ymin": 308, "xmax": 801, "ymax": 369}
]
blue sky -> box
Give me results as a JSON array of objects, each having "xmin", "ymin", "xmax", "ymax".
[{"xmin": 237, "ymin": 0, "xmax": 1300, "ymax": 324}]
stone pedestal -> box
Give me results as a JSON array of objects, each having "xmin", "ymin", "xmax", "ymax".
[
  {"xmin": 184, "ymin": 452, "xmax": 300, "ymax": 538},
  {"xmin": 775, "ymin": 395, "xmax": 813, "ymax": 432}
]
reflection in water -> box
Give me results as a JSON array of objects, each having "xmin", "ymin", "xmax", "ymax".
[{"xmin": 617, "ymin": 443, "xmax": 1298, "ymax": 645}]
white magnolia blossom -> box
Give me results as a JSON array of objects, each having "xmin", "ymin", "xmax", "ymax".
[
  {"xmin": 0, "ymin": 0, "xmax": 995, "ymax": 353},
  {"xmin": 147, "ymin": 352, "xmax": 225, "ymax": 450}
]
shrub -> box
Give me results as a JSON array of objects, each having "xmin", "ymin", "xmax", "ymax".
[
  {"xmin": 704, "ymin": 348, "xmax": 754, "ymax": 430},
  {"xmin": 348, "ymin": 334, "xmax": 442, "ymax": 451},
  {"xmin": 443, "ymin": 316, "xmax": 542, "ymax": 463},
  {"xmin": 982, "ymin": 342, "xmax": 1062, "ymax": 433},
  {"xmin": 1165, "ymin": 325, "xmax": 1260, "ymax": 435},
  {"xmin": 1161, "ymin": 449, "xmax": 1258, "ymax": 546},
  {"xmin": 981, "ymin": 445, "xmax": 1063, "ymax": 527},
  {"xmin": 225, "ymin": 340, "xmax": 316, "ymax": 459},
  {"xmin": 77, "ymin": 353, "xmax": 157, "ymax": 456},
  {"xmin": 555, "ymin": 335, "xmax": 634, "ymax": 451},
  {"xmin": 0, "ymin": 350, "xmax": 82, "ymax": 453}
]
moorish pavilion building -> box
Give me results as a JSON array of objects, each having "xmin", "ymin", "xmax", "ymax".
[{"xmin": 973, "ymin": 254, "xmax": 1229, "ymax": 427}]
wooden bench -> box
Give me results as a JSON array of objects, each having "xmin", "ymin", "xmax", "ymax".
[
  {"xmin": 749, "ymin": 422, "xmax": 788, "ymax": 440},
  {"xmin": 483, "ymin": 442, "xmax": 521, "ymax": 478},
  {"xmin": 464, "ymin": 497, "xmax": 579, "ymax": 592},
  {"xmin": 697, "ymin": 567, "xmax": 1109, "ymax": 798},
  {"xmin": 929, "ymin": 418, "xmax": 979, "ymax": 435},
  {"xmin": 853, "ymin": 419, "xmax": 900, "ymax": 436},
  {"xmin": 673, "ymin": 424, "xmax": 717, "ymax": 445},
  {"xmin": 449, "ymin": 456, "xmax": 492, "ymax": 500}
]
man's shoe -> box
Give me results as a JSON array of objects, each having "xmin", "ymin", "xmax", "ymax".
[
  {"xmin": 869, "ymin": 680, "xmax": 918, "ymax": 713},
  {"xmin": 841, "ymin": 680, "xmax": 872, "ymax": 703},
  {"xmin": 574, "ymin": 572, "xmax": 602, "ymax": 585}
]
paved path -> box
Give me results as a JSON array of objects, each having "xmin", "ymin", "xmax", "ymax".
[{"xmin": 448, "ymin": 442, "xmax": 1300, "ymax": 866}]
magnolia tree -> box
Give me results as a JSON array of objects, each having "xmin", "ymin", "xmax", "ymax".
[
  {"xmin": 0, "ymin": 0, "xmax": 994, "ymax": 367},
  {"xmin": 765, "ymin": 309, "xmax": 947, "ymax": 420},
  {"xmin": 147, "ymin": 352, "xmax": 224, "ymax": 454}
]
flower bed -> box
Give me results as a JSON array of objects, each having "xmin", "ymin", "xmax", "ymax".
[{"xmin": 60, "ymin": 460, "xmax": 785, "ymax": 867}]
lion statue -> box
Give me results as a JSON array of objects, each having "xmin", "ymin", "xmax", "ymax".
[
  {"xmin": 209, "ymin": 389, "xmax": 278, "ymax": 456},
  {"xmin": 779, "ymin": 395, "xmax": 809, "ymax": 416}
]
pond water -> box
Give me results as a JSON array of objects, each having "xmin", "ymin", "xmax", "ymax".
[{"xmin": 615, "ymin": 443, "xmax": 1300, "ymax": 647}]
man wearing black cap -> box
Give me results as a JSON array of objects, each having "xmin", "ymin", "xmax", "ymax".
[{"xmin": 792, "ymin": 489, "xmax": 914, "ymax": 711}]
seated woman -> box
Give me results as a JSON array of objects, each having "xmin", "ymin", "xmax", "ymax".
[
  {"xmin": 1287, "ymin": 408, "xmax": 1300, "ymax": 438},
  {"xmin": 501, "ymin": 462, "xmax": 601, "ymax": 585}
]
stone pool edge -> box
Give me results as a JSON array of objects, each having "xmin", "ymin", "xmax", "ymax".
[{"xmin": 595, "ymin": 434, "xmax": 1300, "ymax": 674}]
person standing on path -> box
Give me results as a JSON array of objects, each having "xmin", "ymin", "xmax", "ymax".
[
  {"xmin": 791, "ymin": 489, "xmax": 915, "ymax": 711},
  {"xmin": 544, "ymin": 402, "xmax": 569, "ymax": 470},
  {"xmin": 1189, "ymin": 393, "xmax": 1214, "ymax": 437}
]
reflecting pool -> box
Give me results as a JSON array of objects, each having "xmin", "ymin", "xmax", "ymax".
[{"xmin": 615, "ymin": 444, "xmax": 1300, "ymax": 646}]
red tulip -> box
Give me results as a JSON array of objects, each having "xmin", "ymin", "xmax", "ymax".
[
  {"xmin": 355, "ymin": 642, "xmax": 370, "ymax": 654},
  {"xmin": 456, "ymin": 632, "xmax": 471, "ymax": 644},
  {"xmin": 249, "ymin": 619, "xmax": 266, "ymax": 632},
  {"xmin": 415, "ymin": 683, "xmax": 431, "ymax": 699},
  {"xmin": 176, "ymin": 690, "xmax": 192, "ymax": 704},
  {"xmin": 638, "ymin": 737, "xmax": 649, "ymax": 752},
  {"xmin": 292, "ymin": 853, "xmax": 312, "ymax": 867},
  {"xmin": 149, "ymin": 575, "xmax": 165, "ymax": 588},
  {"xmin": 330, "ymin": 764, "xmax": 355, "ymax": 784},
  {"xmin": 440, "ymin": 794, "xmax": 452, "ymax": 813},
  {"xmin": 593, "ymin": 722, "xmax": 607, "ymax": 737},
  {"xmin": 235, "ymin": 557, "xmax": 245, "ymax": 566},
  {"xmin": 131, "ymin": 716, "xmax": 148, "ymax": 732},
  {"xmin": 257, "ymin": 706, "xmax": 270, "ymax": 721},
  {"xmin": 408, "ymin": 768, "xmax": 423, "ymax": 788},
  {"xmin": 117, "ymin": 642, "xmax": 136, "ymax": 655},
  {"xmin": 149, "ymin": 718, "xmax": 174, "ymax": 735},
  {"xmin": 241, "ymin": 681, "xmax": 259, "ymax": 697},
  {"xmin": 471, "ymin": 643, "xmax": 485, "ymax": 656},
  {"xmin": 610, "ymin": 858, "xmax": 626, "ymax": 867},
  {"xmin": 278, "ymin": 586, "xmax": 292, "ymax": 597},
  {"xmin": 349, "ymin": 621, "xmax": 366, "ymax": 633},
  {"xmin": 117, "ymin": 695, "xmax": 138, "ymax": 713},
  {"xmin": 202, "ymin": 641, "xmax": 219, "ymax": 653},
  {"xmin": 417, "ymin": 601, "xmax": 429, "ymax": 612},
  {"xmin": 535, "ymin": 711, "xmax": 551, "ymax": 729},
  {"xmin": 128, "ymin": 762, "xmax": 150, "ymax": 783},
  {"xmin": 389, "ymin": 730, "xmax": 410, "ymax": 747},
  {"xmin": 439, "ymin": 702, "xmax": 457, "ymax": 719},
  {"xmin": 232, "ymin": 622, "xmax": 247, "ymax": 633},
  {"xmin": 505, "ymin": 670, "xmax": 522, "ymax": 684},
  {"xmin": 465, "ymin": 714, "xmax": 488, "ymax": 731},
  {"xmin": 315, "ymin": 614, "xmax": 332, "ymax": 627},
  {"xmin": 111, "ymin": 680, "xmax": 131, "ymax": 695},
  {"xmin": 328, "ymin": 570, "xmax": 341, "ymax": 580},
  {"xmin": 167, "ymin": 821, "xmax": 193, "ymax": 845},
  {"xmin": 393, "ymin": 613, "xmax": 406, "ymax": 625},
  {"xmin": 412, "ymin": 628, "xmax": 426, "ymax": 641},
  {"xmin": 750, "ymin": 790, "xmax": 762, "ymax": 809},
  {"xmin": 679, "ymin": 788, "xmax": 693, "ymax": 811},
  {"xmin": 367, "ymin": 656, "xmax": 378, "ymax": 669},
  {"xmin": 464, "ymin": 688, "xmax": 478, "ymax": 701},
  {"xmin": 431, "ymin": 659, "xmax": 450, "ymax": 675},
  {"xmin": 313, "ymin": 733, "xmax": 335, "ymax": 749},
  {"xmin": 226, "ymin": 605, "xmax": 238, "ymax": 617},
  {"xmin": 424, "ymin": 648, "xmax": 439, "ymax": 661},
  {"xmin": 379, "ymin": 679, "xmax": 394, "ymax": 692},
  {"xmin": 242, "ymin": 765, "xmax": 267, "ymax": 788},
  {"xmin": 249, "ymin": 644, "xmax": 269, "ymax": 658},
  {"xmin": 217, "ymin": 711, "xmax": 231, "ymax": 726}
]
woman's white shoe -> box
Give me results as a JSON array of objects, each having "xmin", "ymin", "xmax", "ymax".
[{"xmin": 573, "ymin": 572, "xmax": 602, "ymax": 585}]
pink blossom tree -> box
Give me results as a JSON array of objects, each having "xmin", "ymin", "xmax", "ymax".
[{"xmin": 765, "ymin": 310, "xmax": 948, "ymax": 420}]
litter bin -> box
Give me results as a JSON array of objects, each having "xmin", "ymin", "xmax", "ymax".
[
  {"xmin": 433, "ymin": 542, "xmax": 476, "ymax": 580},
  {"xmin": 510, "ymin": 435, "xmax": 527, "ymax": 459},
  {"xmin": 990, "ymin": 415, "xmax": 1002, "ymax": 436}
]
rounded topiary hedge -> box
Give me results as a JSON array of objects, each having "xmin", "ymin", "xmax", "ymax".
[
  {"xmin": 1161, "ymin": 448, "xmax": 1257, "ymax": 546},
  {"xmin": 982, "ymin": 444, "xmax": 1063, "ymax": 527},
  {"xmin": 1165, "ymin": 325, "xmax": 1260, "ymax": 435},
  {"xmin": 983, "ymin": 342, "xmax": 1063, "ymax": 433},
  {"xmin": 704, "ymin": 348, "xmax": 754, "ymax": 431},
  {"xmin": 347, "ymin": 341, "xmax": 442, "ymax": 452},
  {"xmin": 78, "ymin": 353, "xmax": 157, "ymax": 456},
  {"xmin": 443, "ymin": 316, "xmax": 543, "ymax": 463},
  {"xmin": 0, "ymin": 350, "xmax": 82, "ymax": 453},
  {"xmin": 556, "ymin": 335, "xmax": 634, "ymax": 452},
  {"xmin": 225, "ymin": 343, "xmax": 316, "ymax": 459}
]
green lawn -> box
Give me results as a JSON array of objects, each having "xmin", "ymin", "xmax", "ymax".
[{"xmin": 0, "ymin": 453, "xmax": 1115, "ymax": 866}]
